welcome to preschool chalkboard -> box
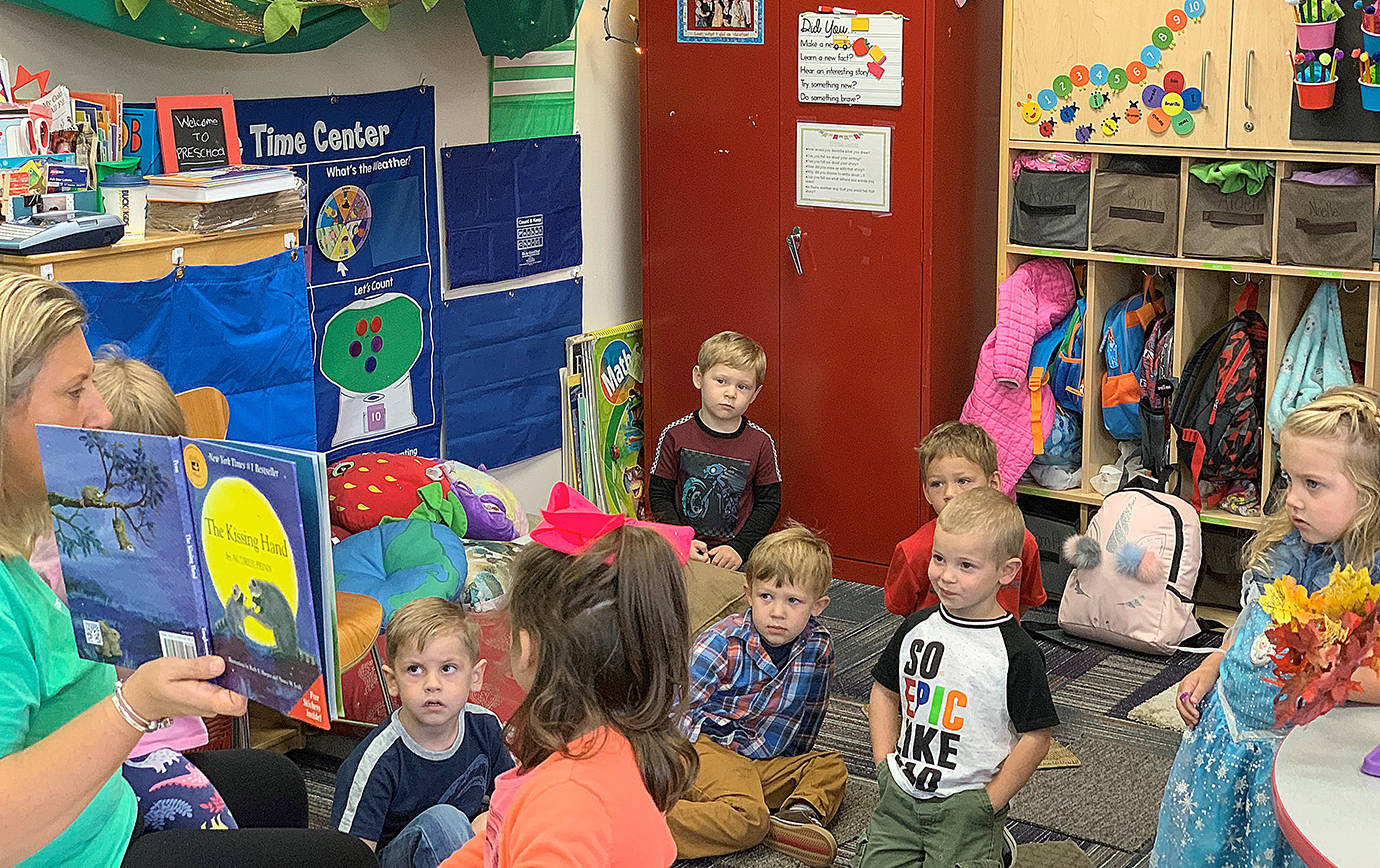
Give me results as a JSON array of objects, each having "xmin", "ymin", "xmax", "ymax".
[{"xmin": 155, "ymin": 94, "xmax": 241, "ymax": 172}]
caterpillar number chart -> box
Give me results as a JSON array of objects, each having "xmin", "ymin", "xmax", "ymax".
[{"xmin": 1013, "ymin": 1, "xmax": 1209, "ymax": 144}]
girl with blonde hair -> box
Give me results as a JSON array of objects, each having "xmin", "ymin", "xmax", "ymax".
[{"xmin": 1151, "ymin": 384, "xmax": 1380, "ymax": 867}]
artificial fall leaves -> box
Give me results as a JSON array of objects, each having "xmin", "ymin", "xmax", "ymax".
[{"xmin": 1259, "ymin": 565, "xmax": 1380, "ymax": 728}]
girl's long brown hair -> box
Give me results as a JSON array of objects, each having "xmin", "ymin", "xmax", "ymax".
[{"xmin": 505, "ymin": 525, "xmax": 697, "ymax": 810}]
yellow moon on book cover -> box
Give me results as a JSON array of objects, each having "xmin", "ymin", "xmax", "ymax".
[{"xmin": 200, "ymin": 476, "xmax": 298, "ymax": 648}]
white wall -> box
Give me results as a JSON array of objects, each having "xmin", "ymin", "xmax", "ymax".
[{"xmin": 0, "ymin": 0, "xmax": 643, "ymax": 511}]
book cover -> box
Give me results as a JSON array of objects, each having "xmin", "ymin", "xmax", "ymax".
[
  {"xmin": 38, "ymin": 427, "xmax": 330, "ymax": 728},
  {"xmin": 187, "ymin": 440, "xmax": 328, "ymax": 727},
  {"xmin": 224, "ymin": 441, "xmax": 340, "ymax": 718},
  {"xmin": 591, "ymin": 321, "xmax": 647, "ymax": 520},
  {"xmin": 41, "ymin": 428, "xmax": 213, "ymax": 665}
]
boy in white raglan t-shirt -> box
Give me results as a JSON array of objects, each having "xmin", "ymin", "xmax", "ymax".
[{"xmin": 859, "ymin": 487, "xmax": 1059, "ymax": 867}]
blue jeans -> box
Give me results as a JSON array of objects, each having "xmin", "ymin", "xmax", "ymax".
[{"xmin": 378, "ymin": 804, "xmax": 476, "ymax": 868}]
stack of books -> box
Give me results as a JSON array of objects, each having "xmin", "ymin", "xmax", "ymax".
[
  {"xmin": 560, "ymin": 321, "xmax": 648, "ymax": 520},
  {"xmin": 144, "ymin": 165, "xmax": 305, "ymax": 233}
]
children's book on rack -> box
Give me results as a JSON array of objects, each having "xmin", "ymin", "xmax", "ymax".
[
  {"xmin": 36, "ymin": 426, "xmax": 339, "ymax": 728},
  {"xmin": 561, "ymin": 321, "xmax": 647, "ymax": 520}
]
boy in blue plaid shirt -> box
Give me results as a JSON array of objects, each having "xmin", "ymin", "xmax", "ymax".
[{"xmin": 668, "ymin": 525, "xmax": 846, "ymax": 868}]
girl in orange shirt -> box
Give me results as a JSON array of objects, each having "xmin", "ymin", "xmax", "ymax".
[{"xmin": 443, "ymin": 484, "xmax": 699, "ymax": 868}]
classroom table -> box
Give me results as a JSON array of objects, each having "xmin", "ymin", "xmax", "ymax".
[{"xmin": 1271, "ymin": 705, "xmax": 1380, "ymax": 868}]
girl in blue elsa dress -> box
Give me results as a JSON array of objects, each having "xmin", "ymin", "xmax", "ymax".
[{"xmin": 1151, "ymin": 385, "xmax": 1380, "ymax": 868}]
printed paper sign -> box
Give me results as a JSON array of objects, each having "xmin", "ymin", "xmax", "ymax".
[
  {"xmin": 798, "ymin": 13, "xmax": 904, "ymax": 106},
  {"xmin": 796, "ymin": 122, "xmax": 892, "ymax": 212}
]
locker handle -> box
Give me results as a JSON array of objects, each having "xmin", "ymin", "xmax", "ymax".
[
  {"xmin": 787, "ymin": 226, "xmax": 803, "ymax": 275},
  {"xmin": 1244, "ymin": 49, "xmax": 1254, "ymax": 111},
  {"xmin": 1200, "ymin": 50, "xmax": 1210, "ymax": 108}
]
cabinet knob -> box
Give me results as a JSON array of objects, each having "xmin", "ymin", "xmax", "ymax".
[{"xmin": 1244, "ymin": 121, "xmax": 1255, "ymax": 132}]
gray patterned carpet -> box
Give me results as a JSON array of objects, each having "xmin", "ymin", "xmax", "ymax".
[{"xmin": 291, "ymin": 581, "xmax": 1222, "ymax": 867}]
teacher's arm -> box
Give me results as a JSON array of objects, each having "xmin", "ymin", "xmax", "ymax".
[{"xmin": 0, "ymin": 655, "xmax": 246, "ymax": 864}]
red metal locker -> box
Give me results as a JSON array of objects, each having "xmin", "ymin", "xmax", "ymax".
[{"xmin": 642, "ymin": 0, "xmax": 999, "ymax": 585}]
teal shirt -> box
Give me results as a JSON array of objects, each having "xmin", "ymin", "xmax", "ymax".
[{"xmin": 0, "ymin": 556, "xmax": 137, "ymax": 866}]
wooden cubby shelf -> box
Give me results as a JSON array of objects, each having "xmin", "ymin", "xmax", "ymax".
[{"xmin": 999, "ymin": 0, "xmax": 1380, "ymax": 536}]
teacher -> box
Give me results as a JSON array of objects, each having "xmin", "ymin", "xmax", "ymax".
[{"xmin": 0, "ymin": 273, "xmax": 374, "ymax": 866}]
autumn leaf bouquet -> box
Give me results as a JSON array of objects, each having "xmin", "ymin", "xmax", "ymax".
[{"xmin": 1259, "ymin": 565, "xmax": 1380, "ymax": 728}]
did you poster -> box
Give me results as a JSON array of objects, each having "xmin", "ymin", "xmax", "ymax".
[{"xmin": 237, "ymin": 88, "xmax": 442, "ymax": 460}]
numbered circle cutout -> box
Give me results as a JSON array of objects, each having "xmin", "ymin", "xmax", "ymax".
[
  {"xmin": 1108, "ymin": 67, "xmax": 1129, "ymax": 90},
  {"xmin": 1053, "ymin": 75, "xmax": 1074, "ymax": 97},
  {"xmin": 1166, "ymin": 8, "xmax": 1189, "ymax": 30},
  {"xmin": 1090, "ymin": 64, "xmax": 1110, "ymax": 85},
  {"xmin": 1142, "ymin": 45, "xmax": 1163, "ymax": 67},
  {"xmin": 1128, "ymin": 62, "xmax": 1148, "ymax": 83},
  {"xmin": 1152, "ymin": 26, "xmax": 1175, "ymax": 49},
  {"xmin": 1184, "ymin": 0, "xmax": 1206, "ymax": 19},
  {"xmin": 1037, "ymin": 89, "xmax": 1059, "ymax": 110},
  {"xmin": 1071, "ymin": 65, "xmax": 1090, "ymax": 87}
]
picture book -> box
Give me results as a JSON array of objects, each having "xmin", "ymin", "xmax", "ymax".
[
  {"xmin": 36, "ymin": 427, "xmax": 333, "ymax": 728},
  {"xmin": 561, "ymin": 320, "xmax": 646, "ymax": 519},
  {"xmin": 590, "ymin": 321, "xmax": 646, "ymax": 520}
]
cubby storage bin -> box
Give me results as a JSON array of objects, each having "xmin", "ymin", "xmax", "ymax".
[
  {"xmin": 1276, "ymin": 172, "xmax": 1375, "ymax": 269},
  {"xmin": 1182, "ymin": 172, "xmax": 1275, "ymax": 262},
  {"xmin": 1009, "ymin": 170, "xmax": 1090, "ymax": 249},
  {"xmin": 1090, "ymin": 161, "xmax": 1180, "ymax": 256}
]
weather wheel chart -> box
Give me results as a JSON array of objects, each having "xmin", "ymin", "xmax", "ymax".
[
  {"xmin": 1014, "ymin": 1, "xmax": 1209, "ymax": 143},
  {"xmin": 315, "ymin": 185, "xmax": 372, "ymax": 262}
]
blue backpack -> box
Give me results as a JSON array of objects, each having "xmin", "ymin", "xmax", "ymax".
[
  {"xmin": 1101, "ymin": 275, "xmax": 1165, "ymax": 440},
  {"xmin": 1029, "ymin": 302, "xmax": 1084, "ymax": 466},
  {"xmin": 1051, "ymin": 299, "xmax": 1085, "ymax": 413}
]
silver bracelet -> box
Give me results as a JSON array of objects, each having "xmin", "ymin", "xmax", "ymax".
[{"xmin": 111, "ymin": 680, "xmax": 173, "ymax": 733}]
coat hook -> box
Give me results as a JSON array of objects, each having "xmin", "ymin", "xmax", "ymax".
[{"xmin": 1232, "ymin": 273, "xmax": 1246, "ymax": 285}]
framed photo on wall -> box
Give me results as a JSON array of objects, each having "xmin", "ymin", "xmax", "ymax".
[{"xmin": 678, "ymin": 0, "xmax": 763, "ymax": 44}]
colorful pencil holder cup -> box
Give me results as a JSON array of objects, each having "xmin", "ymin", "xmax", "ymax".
[
  {"xmin": 1295, "ymin": 76, "xmax": 1338, "ymax": 109},
  {"xmin": 1364, "ymin": 27, "xmax": 1380, "ymax": 56},
  {"xmin": 1297, "ymin": 19, "xmax": 1338, "ymax": 50},
  {"xmin": 1361, "ymin": 78, "xmax": 1380, "ymax": 111}
]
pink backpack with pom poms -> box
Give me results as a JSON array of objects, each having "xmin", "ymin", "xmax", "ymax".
[{"xmin": 1057, "ymin": 488, "xmax": 1202, "ymax": 655}]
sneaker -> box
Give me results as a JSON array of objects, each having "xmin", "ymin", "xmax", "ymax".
[{"xmin": 765, "ymin": 807, "xmax": 837, "ymax": 867}]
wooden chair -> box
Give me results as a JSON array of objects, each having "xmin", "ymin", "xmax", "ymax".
[{"xmin": 175, "ymin": 386, "xmax": 230, "ymax": 439}]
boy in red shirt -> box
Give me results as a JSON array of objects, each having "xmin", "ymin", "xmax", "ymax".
[{"xmin": 884, "ymin": 421, "xmax": 1046, "ymax": 618}]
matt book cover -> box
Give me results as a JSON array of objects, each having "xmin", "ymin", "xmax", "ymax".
[{"xmin": 37, "ymin": 426, "xmax": 329, "ymax": 728}]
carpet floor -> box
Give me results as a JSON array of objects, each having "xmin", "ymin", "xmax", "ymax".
[{"xmin": 292, "ymin": 581, "xmax": 1218, "ymax": 868}]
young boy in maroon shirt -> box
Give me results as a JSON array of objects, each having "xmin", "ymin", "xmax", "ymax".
[{"xmin": 650, "ymin": 331, "xmax": 781, "ymax": 570}]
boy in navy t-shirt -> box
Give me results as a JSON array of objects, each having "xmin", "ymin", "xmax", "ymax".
[{"xmin": 333, "ymin": 597, "xmax": 513, "ymax": 868}]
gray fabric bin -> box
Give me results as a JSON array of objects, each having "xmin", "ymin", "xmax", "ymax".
[
  {"xmin": 1091, "ymin": 171, "xmax": 1180, "ymax": 256},
  {"xmin": 1182, "ymin": 176, "xmax": 1274, "ymax": 262},
  {"xmin": 1277, "ymin": 178, "xmax": 1374, "ymax": 270},
  {"xmin": 1009, "ymin": 170, "xmax": 1090, "ymax": 249}
]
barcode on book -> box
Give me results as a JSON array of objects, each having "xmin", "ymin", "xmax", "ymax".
[
  {"xmin": 82, "ymin": 619, "xmax": 102, "ymax": 645},
  {"xmin": 159, "ymin": 631, "xmax": 197, "ymax": 659}
]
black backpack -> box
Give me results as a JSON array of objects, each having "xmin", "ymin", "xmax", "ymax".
[{"xmin": 1168, "ymin": 284, "xmax": 1267, "ymax": 511}]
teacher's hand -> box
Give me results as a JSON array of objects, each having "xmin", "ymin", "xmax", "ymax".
[{"xmin": 121, "ymin": 656, "xmax": 248, "ymax": 722}]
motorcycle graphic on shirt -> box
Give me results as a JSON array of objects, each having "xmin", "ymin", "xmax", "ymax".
[{"xmin": 678, "ymin": 448, "xmax": 750, "ymax": 539}]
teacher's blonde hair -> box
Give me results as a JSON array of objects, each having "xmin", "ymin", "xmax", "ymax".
[{"xmin": 0, "ymin": 273, "xmax": 87, "ymax": 558}]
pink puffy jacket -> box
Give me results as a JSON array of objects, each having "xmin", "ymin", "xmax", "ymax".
[{"xmin": 960, "ymin": 259, "xmax": 1076, "ymax": 495}]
